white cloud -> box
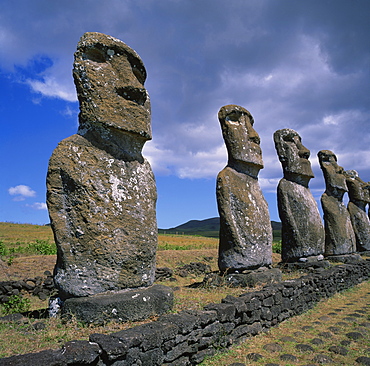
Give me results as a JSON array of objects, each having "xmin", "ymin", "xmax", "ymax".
[
  {"xmin": 61, "ymin": 105, "xmax": 78, "ymax": 117},
  {"xmin": 8, "ymin": 185, "xmax": 36, "ymax": 201},
  {"xmin": 144, "ymin": 141, "xmax": 227, "ymax": 179},
  {"xmin": 1, "ymin": 0, "xmax": 369, "ymax": 187},
  {"xmin": 26, "ymin": 75, "xmax": 77, "ymax": 102},
  {"xmin": 323, "ymin": 115, "xmax": 338, "ymax": 126},
  {"xmin": 27, "ymin": 202, "xmax": 48, "ymax": 210},
  {"xmin": 259, "ymin": 177, "xmax": 280, "ymax": 193},
  {"xmin": 322, "ymin": 110, "xmax": 365, "ymax": 128}
]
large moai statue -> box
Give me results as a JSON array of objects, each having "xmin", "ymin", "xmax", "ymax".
[
  {"xmin": 345, "ymin": 170, "xmax": 370, "ymax": 252},
  {"xmin": 47, "ymin": 32, "xmax": 157, "ymax": 300},
  {"xmin": 217, "ymin": 105, "xmax": 272, "ymax": 273},
  {"xmin": 318, "ymin": 150, "xmax": 356, "ymax": 256},
  {"xmin": 274, "ymin": 129, "xmax": 324, "ymax": 263}
]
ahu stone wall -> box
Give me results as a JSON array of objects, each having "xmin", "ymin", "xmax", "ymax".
[{"xmin": 1, "ymin": 260, "xmax": 369, "ymax": 366}]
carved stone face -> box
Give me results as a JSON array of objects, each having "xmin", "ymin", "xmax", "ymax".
[
  {"xmin": 318, "ymin": 150, "xmax": 348, "ymax": 195},
  {"xmin": 366, "ymin": 185, "xmax": 370, "ymax": 204},
  {"xmin": 274, "ymin": 129, "xmax": 314, "ymax": 179},
  {"xmin": 345, "ymin": 170, "xmax": 370, "ymax": 204},
  {"xmin": 218, "ymin": 105, "xmax": 263, "ymax": 169},
  {"xmin": 73, "ymin": 32, "xmax": 151, "ymax": 140}
]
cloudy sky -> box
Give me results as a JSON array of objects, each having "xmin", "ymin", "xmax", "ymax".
[{"xmin": 1, "ymin": 0, "xmax": 369, "ymax": 228}]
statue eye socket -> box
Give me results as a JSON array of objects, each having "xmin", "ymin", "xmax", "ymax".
[
  {"xmin": 225, "ymin": 113, "xmax": 240, "ymax": 122},
  {"xmin": 83, "ymin": 48, "xmax": 106, "ymax": 63},
  {"xmin": 283, "ymin": 133, "xmax": 298, "ymax": 143}
]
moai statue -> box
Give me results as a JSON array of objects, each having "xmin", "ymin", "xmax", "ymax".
[
  {"xmin": 345, "ymin": 170, "xmax": 370, "ymax": 252},
  {"xmin": 217, "ymin": 105, "xmax": 272, "ymax": 273},
  {"xmin": 47, "ymin": 32, "xmax": 157, "ymax": 299},
  {"xmin": 318, "ymin": 150, "xmax": 356, "ymax": 256},
  {"xmin": 274, "ymin": 129, "xmax": 324, "ymax": 262}
]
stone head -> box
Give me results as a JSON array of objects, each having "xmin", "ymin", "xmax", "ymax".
[
  {"xmin": 345, "ymin": 170, "xmax": 370, "ymax": 204},
  {"xmin": 318, "ymin": 150, "xmax": 348, "ymax": 197},
  {"xmin": 273, "ymin": 129, "xmax": 314, "ymax": 183},
  {"xmin": 73, "ymin": 32, "xmax": 151, "ymax": 140},
  {"xmin": 218, "ymin": 105, "xmax": 263, "ymax": 174}
]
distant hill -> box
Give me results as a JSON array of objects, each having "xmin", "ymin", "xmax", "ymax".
[{"xmin": 158, "ymin": 217, "xmax": 281, "ymax": 240}]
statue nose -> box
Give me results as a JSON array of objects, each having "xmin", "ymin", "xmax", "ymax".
[
  {"xmin": 298, "ymin": 144, "xmax": 310, "ymax": 159},
  {"xmin": 248, "ymin": 126, "xmax": 260, "ymax": 144}
]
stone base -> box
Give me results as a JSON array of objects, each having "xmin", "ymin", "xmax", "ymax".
[
  {"xmin": 325, "ymin": 253, "xmax": 363, "ymax": 263},
  {"xmin": 279, "ymin": 259, "xmax": 331, "ymax": 271},
  {"xmin": 192, "ymin": 267, "xmax": 282, "ymax": 288},
  {"xmin": 56, "ymin": 285, "xmax": 173, "ymax": 325},
  {"xmin": 359, "ymin": 251, "xmax": 370, "ymax": 257}
]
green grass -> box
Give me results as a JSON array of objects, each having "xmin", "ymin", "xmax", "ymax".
[
  {"xmin": 0, "ymin": 239, "xmax": 56, "ymax": 259},
  {"xmin": 272, "ymin": 240, "xmax": 282, "ymax": 254},
  {"xmin": 0, "ymin": 295, "xmax": 30, "ymax": 315}
]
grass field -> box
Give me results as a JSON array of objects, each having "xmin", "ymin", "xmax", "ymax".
[
  {"xmin": 0, "ymin": 222, "xmax": 269, "ymax": 357},
  {"xmin": 0, "ymin": 222, "xmax": 368, "ymax": 363}
]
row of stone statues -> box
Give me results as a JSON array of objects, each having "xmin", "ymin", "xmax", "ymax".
[
  {"xmin": 47, "ymin": 32, "xmax": 369, "ymax": 306},
  {"xmin": 217, "ymin": 104, "xmax": 370, "ymax": 272}
]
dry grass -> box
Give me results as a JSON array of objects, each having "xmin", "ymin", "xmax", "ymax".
[
  {"xmin": 0, "ymin": 222, "xmax": 54, "ymax": 246},
  {"xmin": 1, "ymin": 222, "xmax": 368, "ymax": 363},
  {"xmin": 0, "ymin": 308, "xmax": 159, "ymax": 357},
  {"xmin": 158, "ymin": 234, "xmax": 218, "ymax": 250},
  {"xmin": 0, "ymin": 223, "xmax": 280, "ymax": 358},
  {"xmin": 0, "ymin": 256, "xmax": 55, "ymax": 282}
]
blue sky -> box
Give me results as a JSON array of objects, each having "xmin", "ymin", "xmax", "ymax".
[{"xmin": 1, "ymin": 1, "xmax": 370, "ymax": 229}]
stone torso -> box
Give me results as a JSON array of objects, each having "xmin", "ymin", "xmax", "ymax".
[
  {"xmin": 277, "ymin": 178, "xmax": 325, "ymax": 262},
  {"xmin": 318, "ymin": 150, "xmax": 357, "ymax": 256},
  {"xmin": 321, "ymin": 193, "xmax": 356, "ymax": 255},
  {"xmin": 217, "ymin": 167, "xmax": 272, "ymax": 272},
  {"xmin": 347, "ymin": 201, "xmax": 370, "ymax": 252},
  {"xmin": 345, "ymin": 172, "xmax": 370, "ymax": 252},
  {"xmin": 47, "ymin": 134, "xmax": 157, "ymax": 298}
]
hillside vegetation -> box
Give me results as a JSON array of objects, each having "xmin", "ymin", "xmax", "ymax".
[{"xmin": 158, "ymin": 217, "xmax": 282, "ymax": 240}]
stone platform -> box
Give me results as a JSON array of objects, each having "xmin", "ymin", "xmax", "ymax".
[
  {"xmin": 279, "ymin": 260, "xmax": 331, "ymax": 271},
  {"xmin": 192, "ymin": 267, "xmax": 282, "ymax": 288},
  {"xmin": 326, "ymin": 253, "xmax": 362, "ymax": 263},
  {"xmin": 59, "ymin": 285, "xmax": 173, "ymax": 325}
]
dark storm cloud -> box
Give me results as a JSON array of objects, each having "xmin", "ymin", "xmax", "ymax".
[{"xmin": 1, "ymin": 0, "xmax": 369, "ymax": 186}]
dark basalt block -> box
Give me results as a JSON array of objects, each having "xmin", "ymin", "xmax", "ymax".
[{"xmin": 61, "ymin": 284, "xmax": 173, "ymax": 325}]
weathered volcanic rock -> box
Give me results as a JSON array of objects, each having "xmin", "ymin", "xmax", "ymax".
[
  {"xmin": 47, "ymin": 32, "xmax": 157, "ymax": 299},
  {"xmin": 277, "ymin": 178, "xmax": 325, "ymax": 261},
  {"xmin": 61, "ymin": 285, "xmax": 173, "ymax": 325},
  {"xmin": 274, "ymin": 129, "xmax": 324, "ymax": 262},
  {"xmin": 318, "ymin": 150, "xmax": 356, "ymax": 256},
  {"xmin": 217, "ymin": 105, "xmax": 272, "ymax": 272},
  {"xmin": 345, "ymin": 170, "xmax": 370, "ymax": 252}
]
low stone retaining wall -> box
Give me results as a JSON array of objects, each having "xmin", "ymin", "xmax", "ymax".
[
  {"xmin": 1, "ymin": 260, "xmax": 369, "ymax": 366},
  {"xmin": 0, "ymin": 271, "xmax": 55, "ymax": 304}
]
